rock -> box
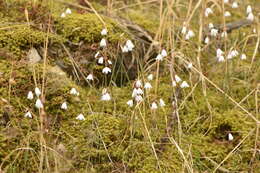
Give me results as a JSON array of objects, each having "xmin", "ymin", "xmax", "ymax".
[{"xmin": 27, "ymin": 47, "xmax": 41, "ymax": 65}]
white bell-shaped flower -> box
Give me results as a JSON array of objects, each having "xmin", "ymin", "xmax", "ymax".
[
  {"xmin": 221, "ymin": 31, "xmax": 227, "ymax": 38},
  {"xmin": 126, "ymin": 100, "xmax": 134, "ymax": 107},
  {"xmin": 65, "ymin": 8, "xmax": 72, "ymax": 14},
  {"xmin": 27, "ymin": 91, "xmax": 34, "ymax": 100},
  {"xmin": 132, "ymin": 88, "xmax": 138, "ymax": 98},
  {"xmin": 240, "ymin": 54, "xmax": 247, "ymax": 60},
  {"xmin": 100, "ymin": 38, "xmax": 107, "ymax": 48},
  {"xmin": 108, "ymin": 60, "xmax": 112, "ymax": 65},
  {"xmin": 208, "ymin": 23, "xmax": 214, "ymax": 29},
  {"xmin": 180, "ymin": 81, "xmax": 189, "ymax": 88},
  {"xmin": 61, "ymin": 102, "xmax": 68, "ymax": 110},
  {"xmin": 155, "ymin": 53, "xmax": 163, "ymax": 61},
  {"xmin": 187, "ymin": 62, "xmax": 193, "ymax": 69},
  {"xmin": 121, "ymin": 46, "xmax": 129, "ymax": 53},
  {"xmin": 70, "ymin": 88, "xmax": 78, "ymax": 95},
  {"xmin": 98, "ymin": 57, "xmax": 104, "ymax": 64},
  {"xmin": 205, "ymin": 8, "xmax": 213, "ymax": 17},
  {"xmin": 218, "ymin": 55, "xmax": 225, "ymax": 62},
  {"xmin": 232, "ymin": 2, "xmax": 238, "ymax": 8},
  {"xmin": 185, "ymin": 30, "xmax": 195, "ymax": 40},
  {"xmin": 35, "ymin": 87, "xmax": 41, "ymax": 97},
  {"xmin": 94, "ymin": 51, "xmax": 100, "ymax": 58},
  {"xmin": 136, "ymin": 88, "xmax": 143, "ymax": 95},
  {"xmin": 204, "ymin": 36, "xmax": 210, "ymax": 44},
  {"xmin": 151, "ymin": 102, "xmax": 158, "ymax": 110},
  {"xmin": 144, "ymin": 82, "xmax": 152, "ymax": 90},
  {"xmin": 35, "ymin": 99, "xmax": 43, "ymax": 109},
  {"xmin": 101, "ymin": 28, "xmax": 108, "ymax": 36},
  {"xmin": 76, "ymin": 114, "xmax": 85, "ymax": 120},
  {"xmin": 135, "ymin": 95, "xmax": 143, "ymax": 102},
  {"xmin": 217, "ymin": 48, "xmax": 224, "ymax": 57},
  {"xmin": 246, "ymin": 5, "xmax": 252, "ymax": 14},
  {"xmin": 224, "ymin": 11, "xmax": 231, "ymax": 17},
  {"xmin": 228, "ymin": 133, "xmax": 234, "ymax": 141},
  {"xmin": 172, "ymin": 81, "xmax": 177, "ymax": 87},
  {"xmin": 86, "ymin": 74, "xmax": 94, "ymax": 81},
  {"xmin": 61, "ymin": 12, "xmax": 66, "ymax": 18},
  {"xmin": 135, "ymin": 80, "xmax": 142, "ymax": 88},
  {"xmin": 159, "ymin": 99, "xmax": 166, "ymax": 107},
  {"xmin": 174, "ymin": 75, "xmax": 182, "ymax": 83},
  {"xmin": 247, "ymin": 13, "xmax": 254, "ymax": 21},
  {"xmin": 126, "ymin": 40, "xmax": 134, "ymax": 51},
  {"xmin": 210, "ymin": 28, "xmax": 218, "ymax": 37},
  {"xmin": 101, "ymin": 92, "xmax": 111, "ymax": 101},
  {"xmin": 161, "ymin": 49, "xmax": 167, "ymax": 57},
  {"xmin": 147, "ymin": 74, "xmax": 153, "ymax": 81},
  {"xmin": 102, "ymin": 67, "xmax": 111, "ymax": 74},
  {"xmin": 181, "ymin": 26, "xmax": 187, "ymax": 35},
  {"xmin": 224, "ymin": 0, "xmax": 229, "ymax": 3},
  {"xmin": 24, "ymin": 111, "xmax": 32, "ymax": 118}
]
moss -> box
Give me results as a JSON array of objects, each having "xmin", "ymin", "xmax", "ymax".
[
  {"xmin": 0, "ymin": 26, "xmax": 63, "ymax": 56},
  {"xmin": 55, "ymin": 13, "xmax": 126, "ymax": 44}
]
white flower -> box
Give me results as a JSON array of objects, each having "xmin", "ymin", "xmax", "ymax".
[
  {"xmin": 204, "ymin": 37, "xmax": 210, "ymax": 44},
  {"xmin": 208, "ymin": 23, "xmax": 214, "ymax": 29},
  {"xmin": 253, "ymin": 28, "xmax": 256, "ymax": 33},
  {"xmin": 86, "ymin": 74, "xmax": 94, "ymax": 81},
  {"xmin": 240, "ymin": 54, "xmax": 247, "ymax": 60},
  {"xmin": 135, "ymin": 95, "xmax": 143, "ymax": 102},
  {"xmin": 35, "ymin": 87, "xmax": 41, "ymax": 97},
  {"xmin": 144, "ymin": 82, "xmax": 152, "ymax": 90},
  {"xmin": 135, "ymin": 80, "xmax": 142, "ymax": 88},
  {"xmin": 101, "ymin": 28, "xmax": 108, "ymax": 36},
  {"xmin": 61, "ymin": 102, "xmax": 68, "ymax": 110},
  {"xmin": 76, "ymin": 114, "xmax": 85, "ymax": 120},
  {"xmin": 61, "ymin": 12, "xmax": 66, "ymax": 18},
  {"xmin": 151, "ymin": 102, "xmax": 158, "ymax": 110},
  {"xmin": 187, "ymin": 62, "xmax": 193, "ymax": 69},
  {"xmin": 101, "ymin": 92, "xmax": 111, "ymax": 101},
  {"xmin": 27, "ymin": 91, "xmax": 34, "ymax": 100},
  {"xmin": 147, "ymin": 74, "xmax": 153, "ymax": 81},
  {"xmin": 132, "ymin": 88, "xmax": 138, "ymax": 98},
  {"xmin": 224, "ymin": 11, "xmax": 231, "ymax": 17},
  {"xmin": 224, "ymin": 0, "xmax": 229, "ymax": 3},
  {"xmin": 246, "ymin": 5, "xmax": 252, "ymax": 14},
  {"xmin": 172, "ymin": 81, "xmax": 177, "ymax": 87},
  {"xmin": 65, "ymin": 8, "xmax": 72, "ymax": 14},
  {"xmin": 230, "ymin": 50, "xmax": 239, "ymax": 57},
  {"xmin": 24, "ymin": 111, "xmax": 32, "ymax": 118},
  {"xmin": 127, "ymin": 100, "xmax": 134, "ymax": 107},
  {"xmin": 102, "ymin": 67, "xmax": 111, "ymax": 74},
  {"xmin": 155, "ymin": 54, "xmax": 163, "ymax": 61},
  {"xmin": 159, "ymin": 99, "xmax": 165, "ymax": 107},
  {"xmin": 228, "ymin": 133, "xmax": 234, "ymax": 141},
  {"xmin": 247, "ymin": 13, "xmax": 254, "ymax": 21},
  {"xmin": 126, "ymin": 40, "xmax": 134, "ymax": 51},
  {"xmin": 175, "ymin": 75, "xmax": 182, "ymax": 83},
  {"xmin": 185, "ymin": 30, "xmax": 195, "ymax": 40},
  {"xmin": 70, "ymin": 88, "xmax": 78, "ymax": 95},
  {"xmin": 100, "ymin": 38, "xmax": 107, "ymax": 48},
  {"xmin": 161, "ymin": 49, "xmax": 167, "ymax": 57},
  {"xmin": 227, "ymin": 53, "xmax": 233, "ymax": 60},
  {"xmin": 35, "ymin": 99, "xmax": 43, "ymax": 109},
  {"xmin": 221, "ymin": 31, "xmax": 227, "ymax": 38},
  {"xmin": 181, "ymin": 26, "xmax": 187, "ymax": 35},
  {"xmin": 98, "ymin": 57, "xmax": 104, "ymax": 64},
  {"xmin": 232, "ymin": 2, "xmax": 238, "ymax": 8},
  {"xmin": 94, "ymin": 51, "xmax": 100, "ymax": 58},
  {"xmin": 121, "ymin": 46, "xmax": 129, "ymax": 53},
  {"xmin": 218, "ymin": 55, "xmax": 225, "ymax": 62},
  {"xmin": 210, "ymin": 28, "xmax": 218, "ymax": 37},
  {"xmin": 205, "ymin": 8, "xmax": 213, "ymax": 17},
  {"xmin": 108, "ymin": 60, "xmax": 112, "ymax": 65},
  {"xmin": 180, "ymin": 81, "xmax": 189, "ymax": 88},
  {"xmin": 136, "ymin": 88, "xmax": 143, "ymax": 95},
  {"xmin": 217, "ymin": 48, "xmax": 224, "ymax": 57}
]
